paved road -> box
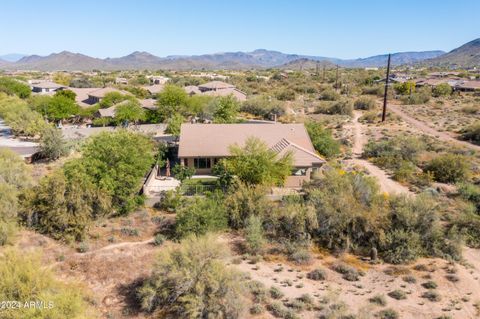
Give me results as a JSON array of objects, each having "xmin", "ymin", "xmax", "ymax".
[{"xmin": 0, "ymin": 119, "xmax": 39, "ymax": 157}]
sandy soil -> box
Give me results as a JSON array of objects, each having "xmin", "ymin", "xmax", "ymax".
[{"xmin": 388, "ymin": 103, "xmax": 480, "ymax": 153}]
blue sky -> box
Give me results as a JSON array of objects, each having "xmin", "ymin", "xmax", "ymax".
[{"xmin": 1, "ymin": 0, "xmax": 479, "ymax": 59}]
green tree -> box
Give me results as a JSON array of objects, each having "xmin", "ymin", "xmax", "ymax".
[
  {"xmin": 54, "ymin": 89, "xmax": 76, "ymax": 100},
  {"xmin": 0, "ymin": 249, "xmax": 92, "ymax": 319},
  {"xmin": 175, "ymin": 196, "xmax": 228, "ymax": 238},
  {"xmin": 156, "ymin": 84, "xmax": 188, "ymax": 121},
  {"xmin": 165, "ymin": 112, "xmax": 185, "ymax": 137},
  {"xmin": 0, "ymin": 148, "xmax": 32, "ymax": 245},
  {"xmin": 212, "ymin": 95, "xmax": 239, "ymax": 123},
  {"xmin": 305, "ymin": 121, "xmax": 341, "ymax": 158},
  {"xmin": 394, "ymin": 81, "xmax": 416, "ymax": 95},
  {"xmin": 33, "ymin": 95, "xmax": 80, "ymax": 122},
  {"xmin": 425, "ymin": 154, "xmax": 470, "ymax": 183},
  {"xmin": 64, "ymin": 131, "xmax": 155, "ymax": 214},
  {"xmin": 223, "ymin": 137, "xmax": 293, "ymax": 186},
  {"xmin": 38, "ymin": 127, "xmax": 70, "ymax": 160},
  {"xmin": 20, "ymin": 170, "xmax": 111, "ymax": 241},
  {"xmin": 0, "ymin": 77, "xmax": 31, "ymax": 98},
  {"xmin": 245, "ymin": 215, "xmax": 266, "ymax": 255},
  {"xmin": 0, "ymin": 94, "xmax": 46, "ymax": 137},
  {"xmin": 432, "ymin": 83, "xmax": 452, "ymax": 97},
  {"xmin": 114, "ymin": 99, "xmax": 145, "ymax": 125},
  {"xmin": 172, "ymin": 164, "xmax": 195, "ymax": 182},
  {"xmin": 138, "ymin": 234, "xmax": 247, "ymax": 318},
  {"xmin": 98, "ymin": 91, "xmax": 127, "ymax": 108}
]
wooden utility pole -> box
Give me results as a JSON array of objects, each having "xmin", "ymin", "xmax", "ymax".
[
  {"xmin": 315, "ymin": 62, "xmax": 319, "ymax": 76},
  {"xmin": 335, "ymin": 65, "xmax": 339, "ymax": 91},
  {"xmin": 381, "ymin": 53, "xmax": 391, "ymax": 122},
  {"xmin": 322, "ymin": 65, "xmax": 326, "ymax": 82}
]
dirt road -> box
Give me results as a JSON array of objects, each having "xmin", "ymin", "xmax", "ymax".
[
  {"xmin": 345, "ymin": 111, "xmax": 413, "ymax": 195},
  {"xmin": 389, "ymin": 104, "xmax": 480, "ymax": 152}
]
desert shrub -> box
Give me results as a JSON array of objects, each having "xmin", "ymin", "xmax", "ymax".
[
  {"xmin": 305, "ymin": 121, "xmax": 341, "ymax": 158},
  {"xmin": 288, "ymin": 248, "xmax": 312, "ymax": 265},
  {"xmin": 307, "ymin": 268, "xmax": 327, "ymax": 281},
  {"xmin": 319, "ymin": 89, "xmax": 340, "ymax": 101},
  {"xmin": 275, "ymin": 89, "xmax": 296, "ymax": 101},
  {"xmin": 394, "ymin": 82, "xmax": 416, "ymax": 95},
  {"xmin": 175, "ymin": 195, "xmax": 228, "ymax": 238},
  {"xmin": 458, "ymin": 182, "xmax": 480, "ymax": 212},
  {"xmin": 359, "ymin": 111, "xmax": 378, "ymax": 123},
  {"xmin": 331, "ymin": 262, "xmax": 362, "ymax": 281},
  {"xmin": 387, "ymin": 289, "xmax": 407, "ymax": 300},
  {"xmin": 421, "ymin": 290, "xmax": 441, "ymax": 302},
  {"xmin": 445, "ymin": 274, "xmax": 459, "ymax": 282},
  {"xmin": 369, "ymin": 294, "xmax": 387, "ymax": 306},
  {"xmin": 461, "ymin": 105, "xmax": 479, "ymax": 114},
  {"xmin": 269, "ymin": 286, "xmax": 284, "ymax": 299},
  {"xmin": 402, "ymin": 275, "xmax": 417, "ymax": 284},
  {"xmin": 20, "ymin": 170, "xmax": 111, "ymax": 241},
  {"xmin": 425, "ymin": 154, "xmax": 470, "ymax": 183},
  {"xmin": 247, "ymin": 280, "xmax": 267, "ymax": 303},
  {"xmin": 422, "ymin": 280, "xmax": 438, "ymax": 289},
  {"xmin": 451, "ymin": 205, "xmax": 480, "ymax": 247},
  {"xmin": 354, "ymin": 96, "xmax": 376, "ymax": 110},
  {"xmin": 328, "ymin": 99, "xmax": 353, "ymax": 115},
  {"xmin": 432, "ymin": 83, "xmax": 453, "ymax": 97},
  {"xmin": 0, "ymin": 77, "xmax": 31, "ymax": 98},
  {"xmin": 305, "ymin": 169, "xmax": 388, "ymax": 252},
  {"xmin": 77, "ymin": 242, "xmax": 89, "ymax": 253},
  {"xmin": 38, "ymin": 127, "xmax": 70, "ymax": 161},
  {"xmin": 363, "ymin": 135, "xmax": 426, "ymax": 169},
  {"xmin": 377, "ymin": 308, "xmax": 399, "ymax": 319},
  {"xmin": 461, "ymin": 121, "xmax": 480, "ymax": 145},
  {"xmin": 155, "ymin": 189, "xmax": 182, "ymax": 213},
  {"xmin": 268, "ymin": 301, "xmax": 289, "ymax": 318},
  {"xmin": 250, "ymin": 303, "xmax": 265, "ymax": 315},
  {"xmin": 153, "ymin": 233, "xmax": 165, "ymax": 246},
  {"xmin": 362, "ymin": 85, "xmax": 383, "ymax": 96},
  {"xmin": 401, "ymin": 87, "xmax": 431, "ymax": 105},
  {"xmin": 381, "ymin": 229, "xmax": 423, "ymax": 264},
  {"xmin": 0, "ymin": 249, "xmax": 90, "ymax": 319},
  {"xmin": 138, "ymin": 234, "xmax": 247, "ymax": 318},
  {"xmin": 245, "ymin": 215, "xmax": 266, "ymax": 255}
]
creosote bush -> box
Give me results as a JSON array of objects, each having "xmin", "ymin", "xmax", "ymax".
[{"xmin": 138, "ymin": 234, "xmax": 247, "ymax": 318}]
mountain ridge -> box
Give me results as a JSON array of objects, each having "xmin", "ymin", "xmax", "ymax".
[{"xmin": 2, "ymin": 40, "xmax": 478, "ymax": 71}]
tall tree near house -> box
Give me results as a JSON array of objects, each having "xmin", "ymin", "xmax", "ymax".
[
  {"xmin": 114, "ymin": 99, "xmax": 145, "ymax": 126},
  {"xmin": 212, "ymin": 95, "xmax": 239, "ymax": 123},
  {"xmin": 220, "ymin": 137, "xmax": 293, "ymax": 186}
]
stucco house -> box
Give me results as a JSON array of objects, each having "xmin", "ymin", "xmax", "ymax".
[
  {"xmin": 30, "ymin": 81, "xmax": 65, "ymax": 94},
  {"xmin": 177, "ymin": 123, "xmax": 325, "ymax": 188}
]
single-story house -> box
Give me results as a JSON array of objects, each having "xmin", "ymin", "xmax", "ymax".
[
  {"xmin": 142, "ymin": 84, "xmax": 164, "ymax": 95},
  {"xmin": 202, "ymin": 87, "xmax": 247, "ymax": 101},
  {"xmin": 148, "ymin": 76, "xmax": 170, "ymax": 85},
  {"xmin": 30, "ymin": 81, "xmax": 65, "ymax": 94},
  {"xmin": 95, "ymin": 99, "xmax": 157, "ymax": 118},
  {"xmin": 184, "ymin": 85, "xmax": 201, "ymax": 96},
  {"xmin": 178, "ymin": 123, "xmax": 325, "ymax": 188},
  {"xmin": 454, "ymin": 80, "xmax": 480, "ymax": 92},
  {"xmin": 115, "ymin": 77, "xmax": 128, "ymax": 85},
  {"xmin": 198, "ymin": 81, "xmax": 235, "ymax": 92},
  {"xmin": 86, "ymin": 87, "xmax": 127, "ymax": 104}
]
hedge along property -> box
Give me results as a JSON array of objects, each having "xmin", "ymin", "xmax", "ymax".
[{"xmin": 177, "ymin": 123, "xmax": 326, "ymax": 188}]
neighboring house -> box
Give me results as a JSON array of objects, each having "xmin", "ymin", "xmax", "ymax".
[
  {"xmin": 198, "ymin": 81, "xmax": 235, "ymax": 92},
  {"xmin": 454, "ymin": 80, "xmax": 480, "ymax": 92},
  {"xmin": 185, "ymin": 81, "xmax": 247, "ymax": 101},
  {"xmin": 140, "ymin": 98, "xmax": 157, "ymax": 110},
  {"xmin": 415, "ymin": 78, "xmax": 461, "ymax": 88},
  {"xmin": 142, "ymin": 84, "xmax": 164, "ymax": 95},
  {"xmin": 86, "ymin": 87, "xmax": 126, "ymax": 104},
  {"xmin": 30, "ymin": 81, "xmax": 65, "ymax": 94},
  {"xmin": 148, "ymin": 76, "xmax": 170, "ymax": 85},
  {"xmin": 202, "ymin": 87, "xmax": 247, "ymax": 101},
  {"xmin": 95, "ymin": 99, "xmax": 156, "ymax": 118},
  {"xmin": 177, "ymin": 123, "xmax": 325, "ymax": 188},
  {"xmin": 184, "ymin": 85, "xmax": 201, "ymax": 96},
  {"xmin": 115, "ymin": 77, "xmax": 128, "ymax": 85}
]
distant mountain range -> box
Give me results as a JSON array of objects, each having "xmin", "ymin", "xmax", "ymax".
[
  {"xmin": 421, "ymin": 38, "xmax": 480, "ymax": 68},
  {"xmin": 0, "ymin": 38, "xmax": 478, "ymax": 71}
]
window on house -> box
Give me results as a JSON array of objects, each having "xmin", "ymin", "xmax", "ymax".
[
  {"xmin": 194, "ymin": 158, "xmax": 211, "ymax": 169},
  {"xmin": 291, "ymin": 168, "xmax": 307, "ymax": 176}
]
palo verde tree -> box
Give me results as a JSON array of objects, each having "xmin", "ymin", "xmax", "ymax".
[{"xmin": 216, "ymin": 137, "xmax": 293, "ymax": 186}]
